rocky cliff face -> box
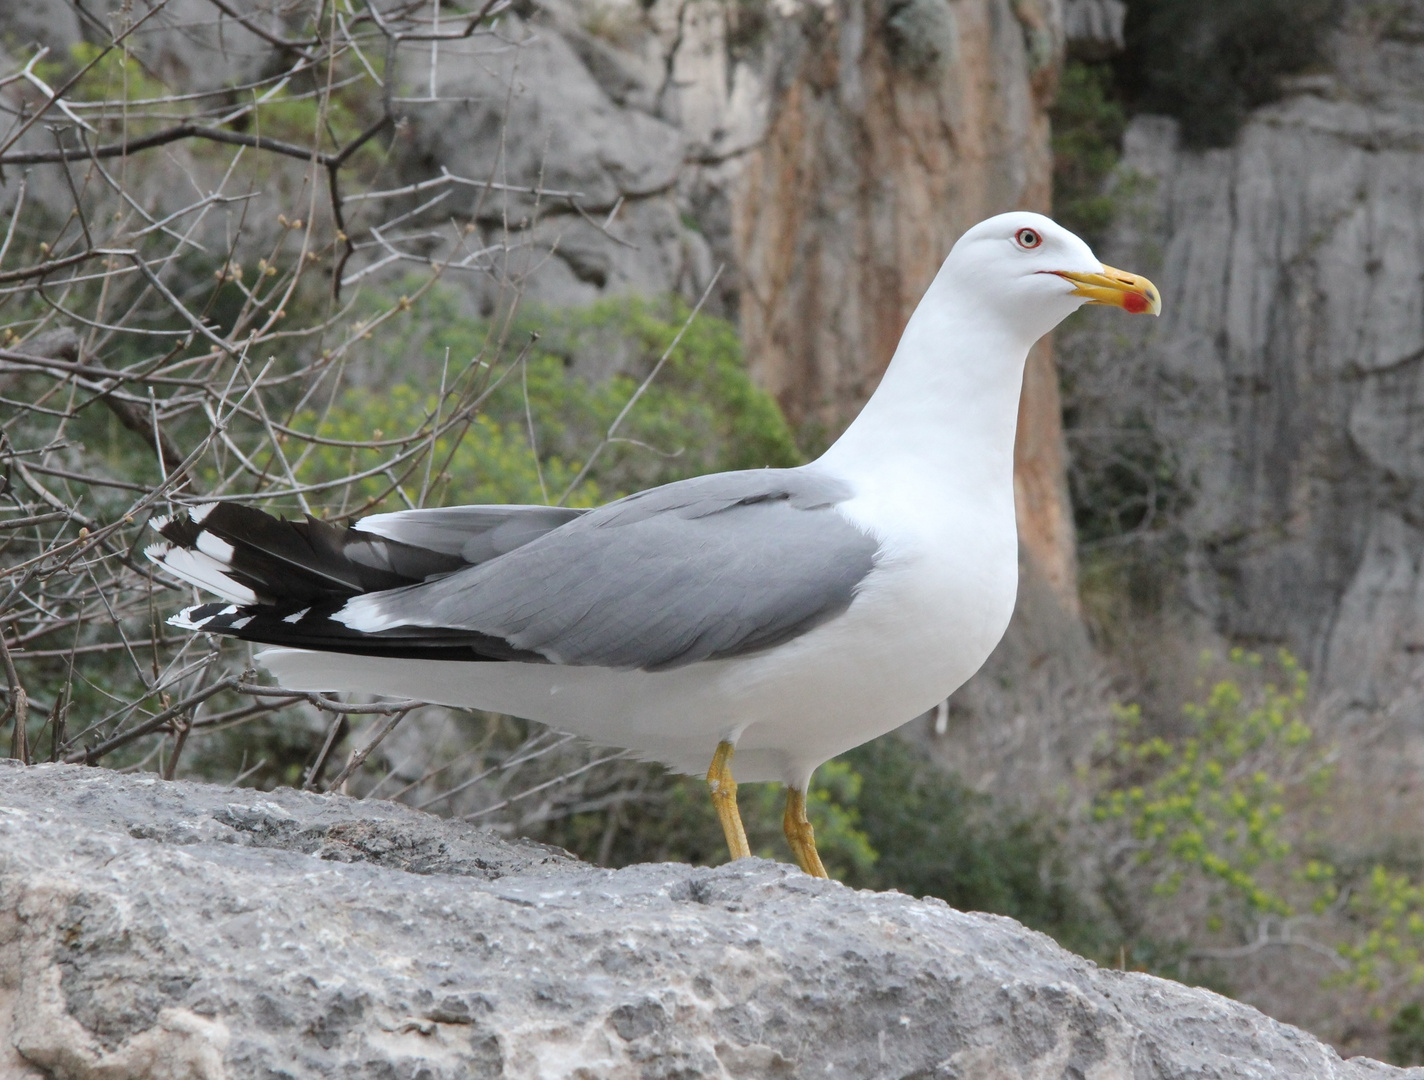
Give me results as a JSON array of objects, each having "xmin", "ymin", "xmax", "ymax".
[
  {"xmin": 2, "ymin": 761, "xmax": 1416, "ymax": 1080},
  {"xmin": 728, "ymin": 0, "xmax": 1058, "ymax": 430},
  {"xmin": 1058, "ymin": 2, "xmax": 1424, "ymax": 800}
]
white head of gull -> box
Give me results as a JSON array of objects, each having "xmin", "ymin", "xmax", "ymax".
[{"xmin": 148, "ymin": 211, "xmax": 1160, "ymax": 876}]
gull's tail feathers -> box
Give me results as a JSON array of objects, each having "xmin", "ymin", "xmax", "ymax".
[{"xmin": 146, "ymin": 502, "xmax": 581, "ymax": 661}]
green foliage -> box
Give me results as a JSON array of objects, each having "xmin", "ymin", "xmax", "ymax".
[
  {"xmin": 1050, "ymin": 62, "xmax": 1127, "ymax": 246},
  {"xmin": 1115, "ymin": 0, "xmax": 1339, "ymax": 148},
  {"xmin": 517, "ymin": 296, "xmax": 804, "ymax": 481},
  {"xmin": 295, "ymin": 384, "xmax": 597, "ymax": 513},
  {"xmin": 41, "ymin": 42, "xmax": 170, "ymax": 104},
  {"xmin": 1389, "ymin": 1002, "xmax": 1424, "ymax": 1066},
  {"xmin": 1067, "ymin": 412, "xmax": 1186, "ymax": 548},
  {"xmin": 1094, "ymin": 649, "xmax": 1424, "ymax": 1010},
  {"xmin": 803, "ymin": 758, "xmax": 878, "ymax": 873},
  {"xmin": 292, "ymin": 291, "xmax": 801, "ymax": 514},
  {"xmin": 1340, "ymin": 867, "xmax": 1424, "ymax": 992},
  {"xmin": 1097, "ymin": 650, "xmax": 1329, "ymax": 928}
]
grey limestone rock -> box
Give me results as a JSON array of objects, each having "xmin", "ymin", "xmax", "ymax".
[
  {"xmin": 1057, "ymin": 7, "xmax": 1424, "ymax": 789},
  {"xmin": 0, "ymin": 761, "xmax": 1416, "ymax": 1079}
]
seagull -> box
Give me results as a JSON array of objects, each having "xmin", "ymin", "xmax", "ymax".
[{"xmin": 148, "ymin": 212, "xmax": 1159, "ymax": 877}]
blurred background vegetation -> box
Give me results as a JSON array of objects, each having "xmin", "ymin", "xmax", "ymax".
[
  {"xmin": 1052, "ymin": 0, "xmax": 1341, "ymax": 242},
  {"xmin": 1113, "ymin": 0, "xmax": 1340, "ymax": 149}
]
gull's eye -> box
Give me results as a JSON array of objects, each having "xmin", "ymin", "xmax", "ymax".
[{"xmin": 1015, "ymin": 228, "xmax": 1042, "ymax": 250}]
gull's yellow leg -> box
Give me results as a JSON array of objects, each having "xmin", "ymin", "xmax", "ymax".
[
  {"xmin": 707, "ymin": 740, "xmax": 751, "ymax": 862},
  {"xmin": 783, "ymin": 786, "xmax": 828, "ymax": 878}
]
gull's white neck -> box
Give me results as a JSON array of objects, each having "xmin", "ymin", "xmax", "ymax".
[{"xmin": 815, "ymin": 271, "xmax": 1038, "ymax": 517}]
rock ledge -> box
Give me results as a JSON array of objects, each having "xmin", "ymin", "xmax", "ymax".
[{"xmin": 0, "ymin": 761, "xmax": 1414, "ymax": 1079}]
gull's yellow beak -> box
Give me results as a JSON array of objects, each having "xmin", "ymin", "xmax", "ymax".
[{"xmin": 1053, "ymin": 264, "xmax": 1161, "ymax": 316}]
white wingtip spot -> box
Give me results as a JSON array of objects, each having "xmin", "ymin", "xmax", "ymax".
[
  {"xmin": 153, "ymin": 547, "xmax": 257, "ymax": 605},
  {"xmin": 189, "ymin": 502, "xmax": 218, "ymax": 523},
  {"xmin": 333, "ymin": 594, "xmax": 402, "ymax": 633},
  {"xmin": 282, "ymin": 607, "xmax": 311, "ymax": 624},
  {"xmin": 196, "ymin": 531, "xmax": 236, "ymax": 565},
  {"xmin": 150, "ymin": 515, "xmax": 171, "ymax": 533},
  {"xmin": 351, "ymin": 509, "xmax": 415, "ymax": 539},
  {"xmin": 168, "ymin": 607, "xmax": 214, "ymax": 631},
  {"xmin": 231, "ymin": 616, "xmax": 254, "ymax": 629},
  {"xmin": 144, "ymin": 542, "xmax": 171, "ymax": 563}
]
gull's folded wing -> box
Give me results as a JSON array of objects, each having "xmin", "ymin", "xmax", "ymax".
[{"xmin": 152, "ymin": 470, "xmax": 879, "ymax": 672}]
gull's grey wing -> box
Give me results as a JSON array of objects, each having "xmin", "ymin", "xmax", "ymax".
[
  {"xmin": 339, "ymin": 469, "xmax": 879, "ymax": 671},
  {"xmin": 352, "ymin": 505, "xmax": 587, "ymax": 564}
]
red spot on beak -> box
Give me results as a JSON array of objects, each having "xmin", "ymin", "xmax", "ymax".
[{"xmin": 1122, "ymin": 292, "xmax": 1150, "ymax": 315}]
